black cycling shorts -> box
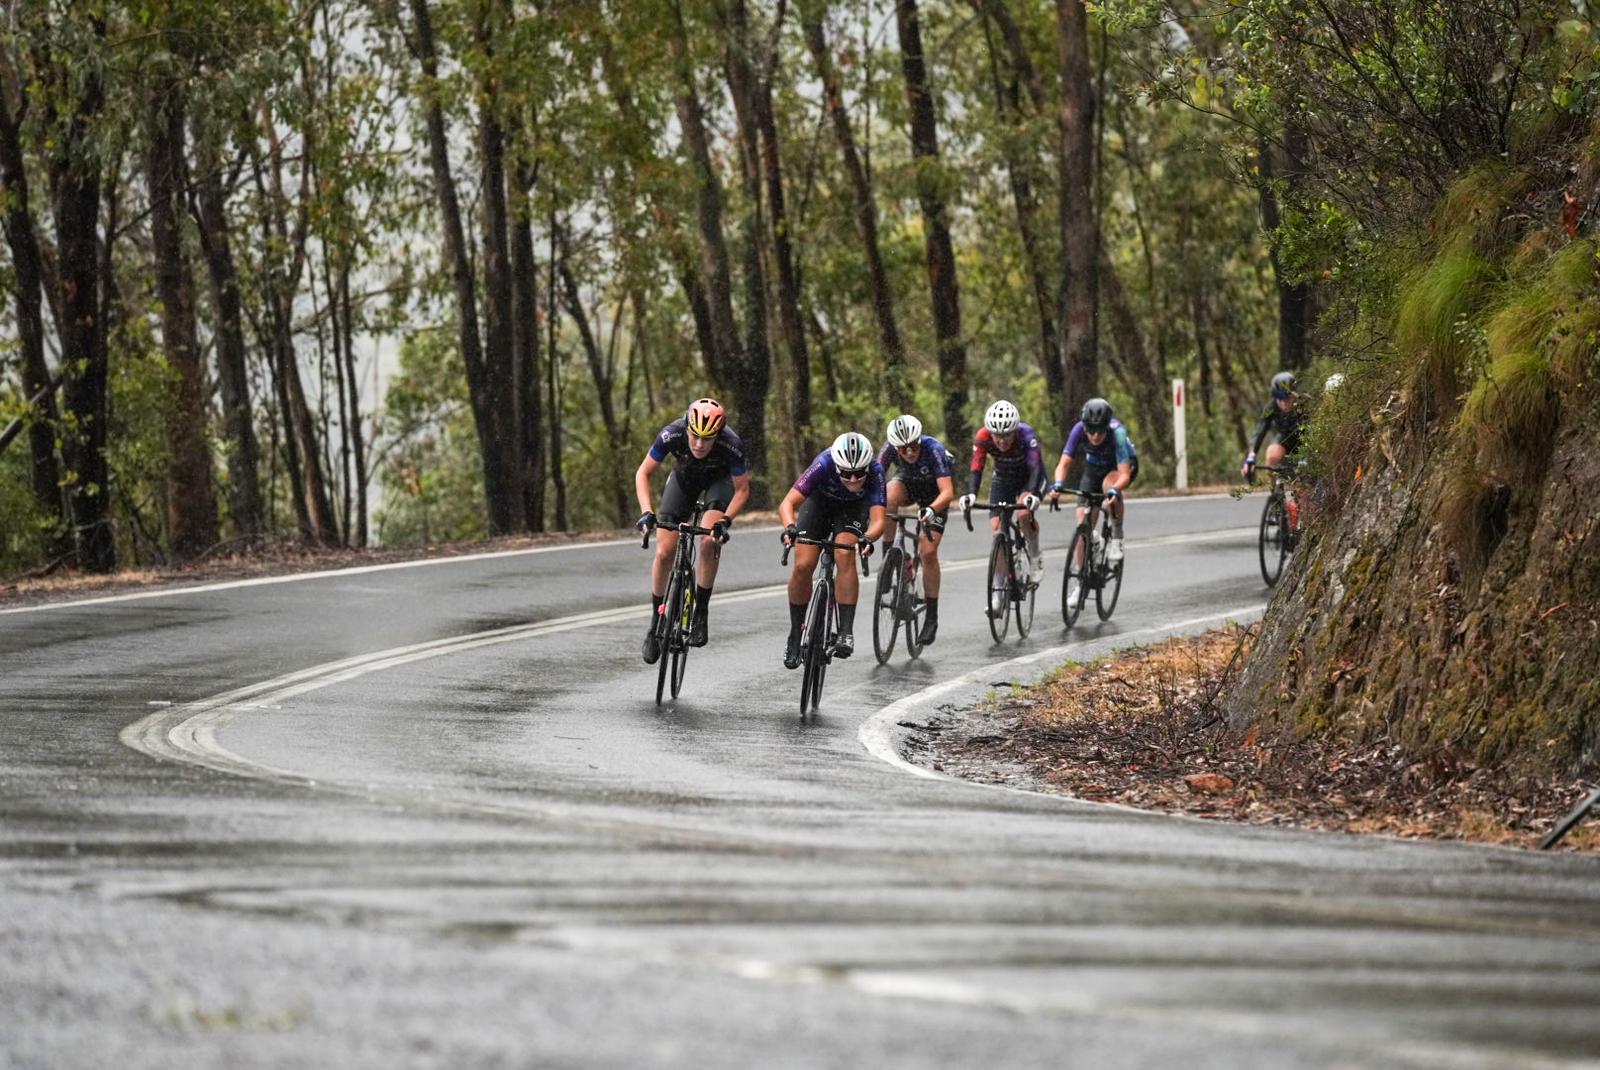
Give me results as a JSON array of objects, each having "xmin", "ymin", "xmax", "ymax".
[
  {"xmin": 659, "ymin": 469, "xmax": 735, "ymax": 524},
  {"xmin": 988, "ymin": 469, "xmax": 1046, "ymax": 516},
  {"xmin": 794, "ymin": 495, "xmax": 872, "ymax": 541},
  {"xmin": 887, "ymin": 477, "xmax": 948, "ymax": 533},
  {"xmin": 1079, "ymin": 456, "xmax": 1140, "ymax": 496}
]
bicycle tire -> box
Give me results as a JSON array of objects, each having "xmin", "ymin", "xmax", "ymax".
[
  {"xmin": 986, "ymin": 537, "xmax": 1012, "ymax": 643},
  {"xmin": 1096, "ymin": 554, "xmax": 1123, "ymax": 620},
  {"xmin": 1015, "ymin": 553, "xmax": 1036, "ymax": 638},
  {"xmin": 800, "ymin": 581, "xmax": 830, "ymax": 715},
  {"xmin": 873, "ymin": 547, "xmax": 903, "ymax": 665},
  {"xmin": 1062, "ymin": 529, "xmax": 1090, "ymax": 628},
  {"xmin": 655, "ymin": 571, "xmax": 681, "ymax": 705},
  {"xmin": 903, "ymin": 554, "xmax": 926, "ymax": 660},
  {"xmin": 1259, "ymin": 493, "xmax": 1288, "ymax": 587}
]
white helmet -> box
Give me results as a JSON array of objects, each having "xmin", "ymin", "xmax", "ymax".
[
  {"xmin": 984, "ymin": 400, "xmax": 1020, "ymax": 435},
  {"xmin": 830, "ymin": 431, "xmax": 875, "ymax": 472},
  {"xmin": 886, "ymin": 414, "xmax": 923, "ymax": 448}
]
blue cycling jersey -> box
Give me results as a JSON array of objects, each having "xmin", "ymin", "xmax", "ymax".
[
  {"xmin": 792, "ymin": 450, "xmax": 888, "ymax": 506},
  {"xmin": 876, "ymin": 435, "xmax": 954, "ymax": 484},
  {"xmin": 1062, "ymin": 418, "xmax": 1136, "ymax": 468}
]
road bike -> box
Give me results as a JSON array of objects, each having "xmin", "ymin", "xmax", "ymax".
[
  {"xmin": 1256, "ymin": 462, "xmax": 1300, "ymax": 587},
  {"xmin": 782, "ymin": 534, "xmax": 869, "ymax": 715},
  {"xmin": 1061, "ymin": 489, "xmax": 1122, "ymax": 627},
  {"xmin": 872, "ymin": 510, "xmax": 932, "ymax": 664},
  {"xmin": 964, "ymin": 501, "xmax": 1044, "ymax": 643},
  {"xmin": 642, "ymin": 502, "xmax": 714, "ymax": 705}
]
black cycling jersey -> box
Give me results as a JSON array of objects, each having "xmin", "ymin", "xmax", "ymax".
[
  {"xmin": 1249, "ymin": 404, "xmax": 1305, "ymax": 455},
  {"xmin": 647, "ymin": 418, "xmax": 748, "ymax": 479}
]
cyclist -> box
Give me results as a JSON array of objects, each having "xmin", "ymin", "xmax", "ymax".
[
  {"xmin": 958, "ymin": 400, "xmax": 1046, "ymax": 584},
  {"xmin": 1241, "ymin": 371, "xmax": 1305, "ymax": 480},
  {"xmin": 877, "ymin": 414, "xmax": 956, "ymax": 646},
  {"xmin": 778, "ymin": 431, "xmax": 887, "ymax": 669},
  {"xmin": 1049, "ymin": 397, "xmax": 1138, "ymax": 563},
  {"xmin": 635, "ymin": 397, "xmax": 750, "ymax": 663}
]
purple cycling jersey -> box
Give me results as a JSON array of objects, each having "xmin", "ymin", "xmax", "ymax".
[
  {"xmin": 647, "ymin": 418, "xmax": 748, "ymax": 478},
  {"xmin": 1061, "ymin": 418, "xmax": 1136, "ymax": 468},
  {"xmin": 967, "ymin": 422, "xmax": 1044, "ymax": 495},
  {"xmin": 876, "ymin": 435, "xmax": 954, "ymax": 484},
  {"xmin": 793, "ymin": 450, "xmax": 887, "ymax": 506}
]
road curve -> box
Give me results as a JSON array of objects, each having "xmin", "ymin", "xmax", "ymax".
[{"xmin": 4, "ymin": 494, "xmax": 1599, "ymax": 1070}]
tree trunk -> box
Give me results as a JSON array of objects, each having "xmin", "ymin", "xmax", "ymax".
[
  {"xmin": 1259, "ymin": 124, "xmax": 1311, "ymax": 371},
  {"xmin": 49, "ymin": 34, "xmax": 114, "ymax": 573},
  {"xmin": 799, "ymin": 0, "xmax": 912, "ymax": 413},
  {"xmin": 1099, "ymin": 249, "xmax": 1171, "ymax": 459},
  {"xmin": 545, "ymin": 219, "xmax": 568, "ymax": 531},
  {"xmin": 402, "ymin": 0, "xmax": 513, "ymax": 535},
  {"xmin": 556, "ymin": 227, "xmax": 630, "ymax": 527},
  {"xmin": 146, "ymin": 91, "xmax": 219, "ymax": 560},
  {"xmin": 0, "ymin": 74, "xmax": 70, "ymax": 560},
  {"xmin": 1056, "ymin": 0, "xmax": 1098, "ymax": 409},
  {"xmin": 511, "ymin": 155, "xmax": 545, "ymax": 532},
  {"xmin": 190, "ymin": 119, "xmax": 264, "ymax": 540},
  {"xmin": 896, "ymin": 0, "xmax": 969, "ymax": 445},
  {"xmin": 339, "ymin": 264, "xmax": 368, "ymax": 547}
]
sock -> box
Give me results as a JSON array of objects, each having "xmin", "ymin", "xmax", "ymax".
[
  {"xmin": 837, "ymin": 603, "xmax": 856, "ymax": 634},
  {"xmin": 694, "ymin": 585, "xmax": 712, "ymax": 616},
  {"xmin": 788, "ymin": 601, "xmax": 806, "ymax": 637},
  {"xmin": 651, "ymin": 594, "xmax": 664, "ymax": 612},
  {"xmin": 1112, "ymin": 517, "xmax": 1124, "ymax": 538},
  {"xmin": 924, "ymin": 597, "xmax": 938, "ymax": 620},
  {"xmin": 1026, "ymin": 533, "xmax": 1041, "ymax": 559}
]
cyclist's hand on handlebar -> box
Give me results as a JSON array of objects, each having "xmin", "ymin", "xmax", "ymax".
[
  {"xmin": 918, "ymin": 506, "xmax": 937, "ymax": 526},
  {"xmin": 857, "ymin": 539, "xmax": 874, "ymax": 559},
  {"xmin": 1021, "ymin": 493, "xmax": 1041, "ymax": 513},
  {"xmin": 711, "ymin": 518, "xmax": 732, "ymax": 544},
  {"xmin": 1105, "ymin": 487, "xmax": 1120, "ymax": 500},
  {"xmin": 780, "ymin": 523, "xmax": 798, "ymax": 547},
  {"xmin": 636, "ymin": 510, "xmax": 656, "ymax": 534},
  {"xmin": 958, "ymin": 493, "xmax": 976, "ymax": 512}
]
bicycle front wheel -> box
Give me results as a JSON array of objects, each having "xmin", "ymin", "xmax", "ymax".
[
  {"xmin": 1259, "ymin": 494, "xmax": 1288, "ymax": 587},
  {"xmin": 873, "ymin": 547, "xmax": 903, "ymax": 665},
  {"xmin": 986, "ymin": 537, "xmax": 1012, "ymax": 643},
  {"xmin": 1062, "ymin": 529, "xmax": 1090, "ymax": 628},
  {"xmin": 1096, "ymin": 553, "xmax": 1123, "ymax": 621},
  {"xmin": 800, "ymin": 583, "xmax": 830, "ymax": 715},
  {"xmin": 903, "ymin": 557, "xmax": 926, "ymax": 660},
  {"xmin": 655, "ymin": 573, "xmax": 681, "ymax": 705},
  {"xmin": 1015, "ymin": 559, "xmax": 1036, "ymax": 638}
]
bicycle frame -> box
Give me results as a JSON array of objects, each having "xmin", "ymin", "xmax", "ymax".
[
  {"xmin": 642, "ymin": 503, "xmax": 714, "ymax": 704},
  {"xmin": 782, "ymin": 534, "xmax": 868, "ymax": 715},
  {"xmin": 963, "ymin": 500, "xmax": 1044, "ymax": 641}
]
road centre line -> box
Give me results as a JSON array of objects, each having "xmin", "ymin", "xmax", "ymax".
[{"xmin": 4, "ymin": 492, "xmax": 1255, "ymax": 616}]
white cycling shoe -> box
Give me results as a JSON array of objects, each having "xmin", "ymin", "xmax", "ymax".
[
  {"xmin": 1026, "ymin": 555, "xmax": 1045, "ymax": 585},
  {"xmin": 1107, "ymin": 538, "xmax": 1125, "ymax": 563}
]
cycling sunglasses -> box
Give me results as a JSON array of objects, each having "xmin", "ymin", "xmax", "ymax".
[{"xmin": 839, "ymin": 468, "xmax": 869, "ymax": 482}]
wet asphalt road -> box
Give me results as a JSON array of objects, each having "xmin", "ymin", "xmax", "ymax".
[{"xmin": 3, "ymin": 494, "xmax": 1599, "ymax": 1070}]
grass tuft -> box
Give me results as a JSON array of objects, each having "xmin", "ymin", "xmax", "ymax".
[{"xmin": 1395, "ymin": 252, "xmax": 1496, "ymax": 423}]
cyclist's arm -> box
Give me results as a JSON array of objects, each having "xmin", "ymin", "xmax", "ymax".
[
  {"xmin": 929, "ymin": 474, "xmax": 955, "ymax": 513},
  {"xmin": 967, "ymin": 443, "xmax": 986, "ymax": 496},
  {"xmin": 1111, "ymin": 461, "xmax": 1133, "ymax": 492},
  {"xmin": 864, "ymin": 504, "xmax": 888, "ymax": 544},
  {"xmin": 634, "ymin": 454, "xmax": 660, "ymax": 514},
  {"xmin": 1248, "ymin": 408, "xmax": 1273, "ymax": 456},
  {"xmin": 725, "ymin": 472, "xmax": 751, "ymax": 521},
  {"xmin": 778, "ymin": 486, "xmax": 806, "ymax": 528},
  {"xmin": 1052, "ymin": 452, "xmax": 1071, "ymax": 488}
]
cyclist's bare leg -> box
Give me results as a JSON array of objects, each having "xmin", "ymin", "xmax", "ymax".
[
  {"xmin": 1017, "ymin": 506, "xmax": 1041, "ymax": 559},
  {"xmin": 652, "ymin": 529, "xmax": 680, "ymax": 597},
  {"xmin": 920, "ymin": 528, "xmax": 943, "ymax": 597},
  {"xmin": 694, "ymin": 508, "xmax": 725, "ymax": 589},
  {"xmin": 787, "ymin": 542, "xmax": 820, "ymax": 604},
  {"xmin": 1264, "ymin": 442, "xmax": 1287, "ymax": 468},
  {"xmin": 833, "ymin": 535, "xmax": 860, "ymax": 606},
  {"xmin": 1101, "ymin": 471, "xmax": 1126, "ymax": 537}
]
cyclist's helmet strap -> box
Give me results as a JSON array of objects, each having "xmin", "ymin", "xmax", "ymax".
[
  {"xmin": 1271, "ymin": 371, "xmax": 1296, "ymax": 399},
  {"xmin": 984, "ymin": 400, "xmax": 1019, "ymax": 435},
  {"xmin": 830, "ymin": 431, "xmax": 874, "ymax": 472},
  {"xmin": 1080, "ymin": 397, "xmax": 1112, "ymax": 432},
  {"xmin": 886, "ymin": 413, "xmax": 922, "ymax": 448},
  {"xmin": 685, "ymin": 396, "xmax": 726, "ymax": 437}
]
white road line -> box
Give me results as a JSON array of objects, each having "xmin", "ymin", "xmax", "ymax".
[
  {"xmin": 4, "ymin": 492, "xmax": 1259, "ymax": 615},
  {"xmin": 858, "ymin": 606, "xmax": 1266, "ymax": 782}
]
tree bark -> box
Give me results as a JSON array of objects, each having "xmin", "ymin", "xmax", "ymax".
[
  {"xmin": 896, "ymin": 0, "xmax": 969, "ymax": 444},
  {"xmin": 190, "ymin": 119, "xmax": 264, "ymax": 540},
  {"xmin": 545, "ymin": 218, "xmax": 567, "ymax": 530},
  {"xmin": 511, "ymin": 155, "xmax": 545, "ymax": 532},
  {"xmin": 799, "ymin": 0, "xmax": 912, "ymax": 413},
  {"xmin": 556, "ymin": 226, "xmax": 630, "ymax": 527},
  {"xmin": 0, "ymin": 68, "xmax": 69, "ymax": 560},
  {"xmin": 1259, "ymin": 124, "xmax": 1311, "ymax": 371},
  {"xmin": 1056, "ymin": 0, "xmax": 1099, "ymax": 409},
  {"xmin": 1099, "ymin": 249, "xmax": 1171, "ymax": 458},
  {"xmin": 145, "ymin": 90, "xmax": 220, "ymax": 560}
]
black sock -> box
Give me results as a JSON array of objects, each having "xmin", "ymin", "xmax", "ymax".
[
  {"xmin": 789, "ymin": 601, "xmax": 806, "ymax": 637},
  {"xmin": 837, "ymin": 603, "xmax": 856, "ymax": 633},
  {"xmin": 695, "ymin": 585, "xmax": 712, "ymax": 615},
  {"xmin": 924, "ymin": 597, "xmax": 938, "ymax": 620},
  {"xmin": 651, "ymin": 594, "xmax": 664, "ymax": 612}
]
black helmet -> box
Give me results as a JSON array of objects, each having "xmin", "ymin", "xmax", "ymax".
[
  {"xmin": 1080, "ymin": 397, "xmax": 1113, "ymax": 432},
  {"xmin": 1271, "ymin": 371, "xmax": 1297, "ymax": 399}
]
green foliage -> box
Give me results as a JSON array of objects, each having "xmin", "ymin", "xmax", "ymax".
[{"xmin": 1394, "ymin": 251, "xmax": 1498, "ymax": 421}]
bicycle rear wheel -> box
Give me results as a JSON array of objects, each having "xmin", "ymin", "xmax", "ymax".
[
  {"xmin": 1014, "ymin": 541, "xmax": 1035, "ymax": 638},
  {"xmin": 903, "ymin": 557, "xmax": 926, "ymax": 660},
  {"xmin": 1062, "ymin": 529, "xmax": 1090, "ymax": 628},
  {"xmin": 1259, "ymin": 494, "xmax": 1288, "ymax": 587},
  {"xmin": 872, "ymin": 547, "xmax": 903, "ymax": 665},
  {"xmin": 986, "ymin": 537, "xmax": 1012, "ymax": 643}
]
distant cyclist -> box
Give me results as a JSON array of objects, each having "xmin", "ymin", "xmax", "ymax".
[
  {"xmin": 958, "ymin": 400, "xmax": 1046, "ymax": 584},
  {"xmin": 778, "ymin": 431, "xmax": 887, "ymax": 668},
  {"xmin": 1241, "ymin": 371, "xmax": 1304, "ymax": 480},
  {"xmin": 1050, "ymin": 397, "xmax": 1138, "ymax": 563},
  {"xmin": 877, "ymin": 414, "xmax": 956, "ymax": 646},
  {"xmin": 634, "ymin": 397, "xmax": 750, "ymax": 663}
]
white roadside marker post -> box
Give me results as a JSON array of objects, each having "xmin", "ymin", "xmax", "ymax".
[{"xmin": 1173, "ymin": 378, "xmax": 1188, "ymax": 491}]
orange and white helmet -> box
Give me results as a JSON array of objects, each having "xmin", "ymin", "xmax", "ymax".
[{"xmin": 685, "ymin": 397, "xmax": 726, "ymax": 437}]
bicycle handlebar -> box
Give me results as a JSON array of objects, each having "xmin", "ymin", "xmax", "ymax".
[
  {"xmin": 780, "ymin": 535, "xmax": 871, "ymax": 577},
  {"xmin": 962, "ymin": 499, "xmax": 1050, "ymax": 532}
]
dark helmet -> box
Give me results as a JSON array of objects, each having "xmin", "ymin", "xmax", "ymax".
[
  {"xmin": 1271, "ymin": 371, "xmax": 1297, "ymax": 399},
  {"xmin": 1080, "ymin": 397, "xmax": 1113, "ymax": 432}
]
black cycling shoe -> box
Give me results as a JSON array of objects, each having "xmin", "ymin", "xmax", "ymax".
[
  {"xmin": 783, "ymin": 633, "xmax": 802, "ymax": 670},
  {"xmin": 689, "ymin": 614, "xmax": 709, "ymax": 648},
  {"xmin": 832, "ymin": 633, "xmax": 855, "ymax": 659},
  {"xmin": 917, "ymin": 617, "xmax": 938, "ymax": 646},
  {"xmin": 642, "ymin": 625, "xmax": 662, "ymax": 665}
]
